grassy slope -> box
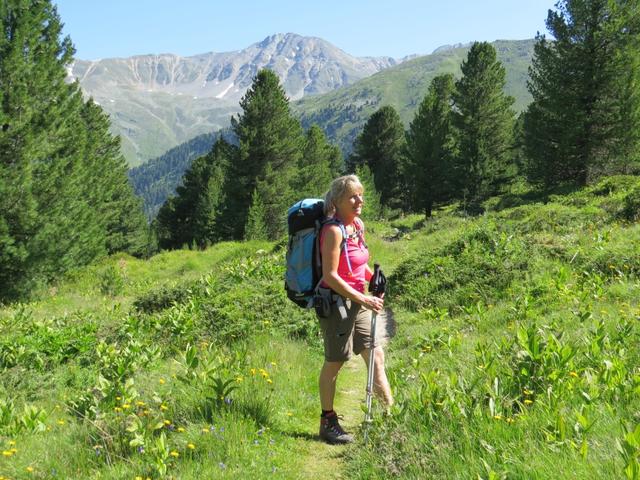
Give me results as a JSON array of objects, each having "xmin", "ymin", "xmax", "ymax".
[{"xmin": 1, "ymin": 176, "xmax": 639, "ymax": 479}]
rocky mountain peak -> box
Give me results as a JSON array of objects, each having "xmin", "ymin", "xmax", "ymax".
[{"xmin": 68, "ymin": 33, "xmax": 409, "ymax": 165}]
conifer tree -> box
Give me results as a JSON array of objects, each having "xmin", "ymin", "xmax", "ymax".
[
  {"xmin": 295, "ymin": 125, "xmax": 342, "ymax": 198},
  {"xmin": 0, "ymin": 0, "xmax": 148, "ymax": 298},
  {"xmin": 452, "ymin": 42, "xmax": 515, "ymax": 211},
  {"xmin": 351, "ymin": 106, "xmax": 406, "ymax": 210},
  {"xmin": 244, "ymin": 188, "xmax": 269, "ymax": 241},
  {"xmin": 79, "ymin": 99, "xmax": 148, "ymax": 256},
  {"xmin": 156, "ymin": 138, "xmax": 234, "ymax": 249},
  {"xmin": 524, "ymin": 0, "xmax": 640, "ymax": 187},
  {"xmin": 355, "ymin": 165, "xmax": 384, "ymax": 222},
  {"xmin": 219, "ymin": 69, "xmax": 304, "ymax": 239},
  {"xmin": 406, "ymin": 73, "xmax": 457, "ymax": 218}
]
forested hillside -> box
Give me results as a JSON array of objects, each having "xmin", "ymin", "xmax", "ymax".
[{"xmin": 128, "ymin": 130, "xmax": 233, "ymax": 219}]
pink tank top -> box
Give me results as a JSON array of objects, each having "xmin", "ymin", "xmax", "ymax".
[{"xmin": 319, "ymin": 219, "xmax": 369, "ymax": 293}]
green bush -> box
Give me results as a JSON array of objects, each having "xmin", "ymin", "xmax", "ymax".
[
  {"xmin": 619, "ymin": 186, "xmax": 640, "ymax": 222},
  {"xmin": 390, "ymin": 222, "xmax": 532, "ymax": 311},
  {"xmin": 132, "ymin": 282, "xmax": 196, "ymax": 313}
]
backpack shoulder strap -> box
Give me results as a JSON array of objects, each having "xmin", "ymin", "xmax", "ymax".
[
  {"xmin": 321, "ymin": 217, "xmax": 353, "ymax": 273},
  {"xmin": 354, "ymin": 217, "xmax": 367, "ymax": 249}
]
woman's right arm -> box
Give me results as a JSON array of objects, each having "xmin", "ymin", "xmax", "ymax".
[{"xmin": 321, "ymin": 225, "xmax": 384, "ymax": 313}]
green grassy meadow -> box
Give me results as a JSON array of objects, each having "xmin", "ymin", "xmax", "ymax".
[{"xmin": 1, "ymin": 177, "xmax": 639, "ymax": 479}]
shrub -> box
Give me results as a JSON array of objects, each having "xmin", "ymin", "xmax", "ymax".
[{"xmin": 390, "ymin": 222, "xmax": 532, "ymax": 311}]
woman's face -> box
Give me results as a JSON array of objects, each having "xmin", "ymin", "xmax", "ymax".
[{"xmin": 336, "ymin": 185, "xmax": 364, "ymax": 218}]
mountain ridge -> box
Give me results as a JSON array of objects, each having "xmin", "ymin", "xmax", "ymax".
[{"xmin": 70, "ymin": 33, "xmax": 411, "ymax": 165}]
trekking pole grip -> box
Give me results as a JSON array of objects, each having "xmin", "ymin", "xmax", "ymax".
[{"xmin": 370, "ymin": 263, "xmax": 383, "ymax": 298}]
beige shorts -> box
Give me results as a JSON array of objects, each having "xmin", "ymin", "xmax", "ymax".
[{"xmin": 318, "ymin": 298, "xmax": 377, "ymax": 362}]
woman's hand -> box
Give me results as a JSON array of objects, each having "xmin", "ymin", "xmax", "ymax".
[{"xmin": 360, "ymin": 294, "xmax": 384, "ymax": 313}]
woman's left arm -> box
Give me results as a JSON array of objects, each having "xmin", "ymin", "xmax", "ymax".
[{"xmin": 364, "ymin": 264, "xmax": 373, "ymax": 282}]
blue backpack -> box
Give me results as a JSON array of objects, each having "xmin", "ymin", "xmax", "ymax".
[{"xmin": 285, "ymin": 199, "xmax": 364, "ymax": 308}]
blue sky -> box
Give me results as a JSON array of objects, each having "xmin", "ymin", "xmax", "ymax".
[{"xmin": 55, "ymin": 0, "xmax": 555, "ymax": 60}]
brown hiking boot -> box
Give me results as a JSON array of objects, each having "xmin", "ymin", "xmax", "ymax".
[{"xmin": 319, "ymin": 413, "xmax": 354, "ymax": 444}]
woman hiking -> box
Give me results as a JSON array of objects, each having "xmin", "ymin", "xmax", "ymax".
[{"xmin": 316, "ymin": 174, "xmax": 393, "ymax": 445}]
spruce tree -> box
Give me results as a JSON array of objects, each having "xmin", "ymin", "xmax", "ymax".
[
  {"xmin": 295, "ymin": 125, "xmax": 342, "ymax": 198},
  {"xmin": 156, "ymin": 138, "xmax": 234, "ymax": 249},
  {"xmin": 351, "ymin": 106, "xmax": 406, "ymax": 210},
  {"xmin": 219, "ymin": 69, "xmax": 304, "ymax": 239},
  {"xmin": 405, "ymin": 73, "xmax": 457, "ymax": 218},
  {"xmin": 524, "ymin": 0, "xmax": 640, "ymax": 187},
  {"xmin": 355, "ymin": 164, "xmax": 384, "ymax": 222},
  {"xmin": 452, "ymin": 42, "xmax": 515, "ymax": 211},
  {"xmin": 0, "ymin": 0, "xmax": 148, "ymax": 298},
  {"xmin": 244, "ymin": 188, "xmax": 269, "ymax": 241},
  {"xmin": 79, "ymin": 99, "xmax": 148, "ymax": 257}
]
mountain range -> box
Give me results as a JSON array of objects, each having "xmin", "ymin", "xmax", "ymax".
[
  {"xmin": 70, "ymin": 33, "xmax": 412, "ymax": 166},
  {"xmin": 127, "ymin": 38, "xmax": 536, "ymax": 218}
]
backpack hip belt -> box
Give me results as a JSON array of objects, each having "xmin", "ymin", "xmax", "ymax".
[{"xmin": 315, "ymin": 287, "xmax": 348, "ymax": 320}]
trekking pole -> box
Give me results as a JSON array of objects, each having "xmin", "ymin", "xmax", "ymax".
[{"xmin": 363, "ymin": 263, "xmax": 385, "ymax": 443}]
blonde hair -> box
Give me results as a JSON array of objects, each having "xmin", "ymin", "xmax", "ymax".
[{"xmin": 323, "ymin": 175, "xmax": 363, "ymax": 217}]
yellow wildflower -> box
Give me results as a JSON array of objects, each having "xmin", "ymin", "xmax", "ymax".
[
  {"xmin": 506, "ymin": 418, "xmax": 515, "ymax": 424},
  {"xmin": 136, "ymin": 477, "xmax": 143, "ymax": 480},
  {"xmin": 493, "ymin": 415, "xmax": 502, "ymax": 420},
  {"xmin": 160, "ymin": 405, "xmax": 168, "ymax": 411},
  {"xmin": 524, "ymin": 399, "xmax": 533, "ymax": 405},
  {"xmin": 202, "ymin": 428, "xmax": 209, "ymax": 433},
  {"xmin": 569, "ymin": 371, "xmax": 579, "ymax": 378},
  {"xmin": 235, "ymin": 376, "xmax": 244, "ymax": 383},
  {"xmin": 57, "ymin": 419, "xmax": 65, "ymax": 425},
  {"xmin": 116, "ymin": 396, "xmax": 121, "ymax": 401},
  {"xmin": 270, "ymin": 361, "xmax": 277, "ymax": 366},
  {"xmin": 159, "ymin": 378, "xmax": 166, "ymax": 385},
  {"xmin": 2, "ymin": 450, "xmax": 13, "ymax": 456},
  {"xmin": 523, "ymin": 389, "xmax": 533, "ymax": 395},
  {"xmin": 250, "ymin": 368, "xmax": 257, "ymax": 375},
  {"xmin": 26, "ymin": 467, "xmax": 34, "ymax": 473},
  {"xmin": 187, "ymin": 443, "xmax": 196, "ymax": 450},
  {"xmin": 164, "ymin": 419, "xmax": 172, "ymax": 425},
  {"xmin": 8, "ymin": 440, "xmax": 15, "ymax": 446},
  {"xmin": 177, "ymin": 427, "xmax": 185, "ymax": 433},
  {"xmin": 169, "ymin": 450, "xmax": 179, "ymax": 457},
  {"xmin": 114, "ymin": 407, "xmax": 123, "ymax": 413},
  {"xmin": 136, "ymin": 401, "xmax": 146, "ymax": 407},
  {"xmin": 287, "ymin": 412, "xmax": 293, "ymax": 417},
  {"xmin": 266, "ymin": 378, "xmax": 273, "ymax": 384}
]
